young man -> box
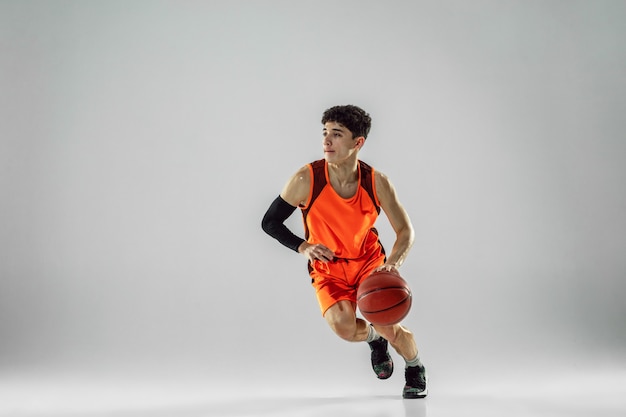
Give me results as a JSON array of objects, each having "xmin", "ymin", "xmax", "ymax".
[{"xmin": 261, "ymin": 105, "xmax": 427, "ymax": 398}]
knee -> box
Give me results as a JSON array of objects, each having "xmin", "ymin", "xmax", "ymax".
[
  {"xmin": 328, "ymin": 316, "xmax": 358, "ymax": 341},
  {"xmin": 324, "ymin": 301, "xmax": 360, "ymax": 341},
  {"xmin": 374, "ymin": 324, "xmax": 412, "ymax": 344}
]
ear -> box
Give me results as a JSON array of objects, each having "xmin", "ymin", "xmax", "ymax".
[{"xmin": 355, "ymin": 136, "xmax": 366, "ymax": 150}]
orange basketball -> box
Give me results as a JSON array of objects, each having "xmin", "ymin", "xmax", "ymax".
[{"xmin": 357, "ymin": 270, "xmax": 412, "ymax": 326}]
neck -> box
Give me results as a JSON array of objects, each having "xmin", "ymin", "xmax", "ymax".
[{"xmin": 327, "ymin": 157, "xmax": 359, "ymax": 184}]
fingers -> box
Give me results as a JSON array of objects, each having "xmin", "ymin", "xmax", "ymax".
[
  {"xmin": 315, "ymin": 246, "xmax": 334, "ymax": 262},
  {"xmin": 307, "ymin": 244, "xmax": 334, "ymax": 263}
]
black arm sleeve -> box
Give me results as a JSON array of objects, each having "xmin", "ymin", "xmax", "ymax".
[{"xmin": 261, "ymin": 195, "xmax": 306, "ymax": 253}]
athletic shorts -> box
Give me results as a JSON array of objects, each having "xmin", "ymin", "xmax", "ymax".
[{"xmin": 309, "ymin": 240, "xmax": 386, "ymax": 316}]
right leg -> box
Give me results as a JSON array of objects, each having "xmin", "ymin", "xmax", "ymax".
[
  {"xmin": 323, "ymin": 300, "xmax": 369, "ymax": 342},
  {"xmin": 324, "ymin": 300, "xmax": 394, "ymax": 379},
  {"xmin": 312, "ymin": 269, "xmax": 392, "ymax": 379}
]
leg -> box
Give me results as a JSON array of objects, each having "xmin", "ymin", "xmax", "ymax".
[
  {"xmin": 372, "ymin": 323, "xmax": 418, "ymax": 361},
  {"xmin": 325, "ymin": 300, "xmax": 395, "ymax": 379},
  {"xmin": 375, "ymin": 323, "xmax": 427, "ymax": 399},
  {"xmin": 324, "ymin": 300, "xmax": 369, "ymax": 342}
]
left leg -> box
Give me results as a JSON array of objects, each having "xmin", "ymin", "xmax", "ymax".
[
  {"xmin": 324, "ymin": 300, "xmax": 369, "ymax": 342},
  {"xmin": 374, "ymin": 323, "xmax": 427, "ymax": 399},
  {"xmin": 372, "ymin": 323, "xmax": 418, "ymax": 362}
]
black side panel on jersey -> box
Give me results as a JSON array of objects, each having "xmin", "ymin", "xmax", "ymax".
[
  {"xmin": 359, "ymin": 160, "xmax": 381, "ymax": 214},
  {"xmin": 300, "ymin": 159, "xmax": 327, "ymax": 240}
]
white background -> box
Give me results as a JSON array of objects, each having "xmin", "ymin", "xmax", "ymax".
[{"xmin": 1, "ymin": 1, "xmax": 625, "ymax": 414}]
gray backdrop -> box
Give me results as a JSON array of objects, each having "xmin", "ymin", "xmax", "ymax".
[{"xmin": 1, "ymin": 0, "xmax": 625, "ymax": 391}]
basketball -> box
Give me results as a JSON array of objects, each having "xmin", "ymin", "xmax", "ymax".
[{"xmin": 357, "ymin": 270, "xmax": 412, "ymax": 326}]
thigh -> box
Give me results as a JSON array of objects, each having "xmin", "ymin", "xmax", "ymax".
[
  {"xmin": 323, "ymin": 299, "xmax": 357, "ymax": 324},
  {"xmin": 310, "ymin": 262, "xmax": 357, "ymax": 315},
  {"xmin": 312, "ymin": 277, "xmax": 357, "ymax": 316}
]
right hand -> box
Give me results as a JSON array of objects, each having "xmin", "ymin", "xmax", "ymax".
[{"xmin": 298, "ymin": 242, "xmax": 335, "ymax": 263}]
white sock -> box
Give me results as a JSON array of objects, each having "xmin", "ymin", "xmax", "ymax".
[
  {"xmin": 405, "ymin": 355, "xmax": 423, "ymax": 368},
  {"xmin": 366, "ymin": 325, "xmax": 381, "ymax": 343}
]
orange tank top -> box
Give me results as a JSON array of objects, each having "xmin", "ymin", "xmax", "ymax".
[{"xmin": 300, "ymin": 159, "xmax": 381, "ymax": 259}]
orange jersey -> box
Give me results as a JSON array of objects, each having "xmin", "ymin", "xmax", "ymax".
[{"xmin": 300, "ymin": 159, "xmax": 382, "ymax": 259}]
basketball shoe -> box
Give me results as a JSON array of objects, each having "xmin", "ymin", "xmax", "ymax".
[
  {"xmin": 368, "ymin": 337, "xmax": 393, "ymax": 379},
  {"xmin": 403, "ymin": 364, "xmax": 428, "ymax": 398}
]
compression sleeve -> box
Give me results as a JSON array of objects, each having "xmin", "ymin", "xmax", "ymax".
[{"xmin": 261, "ymin": 195, "xmax": 306, "ymax": 253}]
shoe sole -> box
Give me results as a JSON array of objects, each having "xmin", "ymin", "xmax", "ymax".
[
  {"xmin": 403, "ymin": 375, "xmax": 428, "ymax": 399},
  {"xmin": 403, "ymin": 389, "xmax": 428, "ymax": 399}
]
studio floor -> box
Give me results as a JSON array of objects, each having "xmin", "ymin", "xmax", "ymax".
[{"xmin": 2, "ymin": 367, "xmax": 625, "ymax": 417}]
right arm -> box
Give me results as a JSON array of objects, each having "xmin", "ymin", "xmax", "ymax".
[{"xmin": 261, "ymin": 166, "xmax": 334, "ymax": 262}]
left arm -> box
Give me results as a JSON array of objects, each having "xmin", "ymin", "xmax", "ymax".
[{"xmin": 374, "ymin": 171, "xmax": 415, "ymax": 272}]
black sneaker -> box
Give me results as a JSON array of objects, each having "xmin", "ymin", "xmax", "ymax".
[
  {"xmin": 403, "ymin": 365, "xmax": 428, "ymax": 398},
  {"xmin": 368, "ymin": 337, "xmax": 393, "ymax": 379}
]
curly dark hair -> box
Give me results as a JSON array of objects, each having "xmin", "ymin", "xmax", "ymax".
[{"xmin": 321, "ymin": 105, "xmax": 372, "ymax": 139}]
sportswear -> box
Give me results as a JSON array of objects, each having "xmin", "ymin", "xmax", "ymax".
[
  {"xmin": 300, "ymin": 159, "xmax": 381, "ymax": 259},
  {"xmin": 302, "ymin": 159, "xmax": 386, "ymax": 314},
  {"xmin": 262, "ymin": 195, "xmax": 305, "ymax": 252},
  {"xmin": 368, "ymin": 337, "xmax": 394, "ymax": 379},
  {"xmin": 403, "ymin": 365, "xmax": 428, "ymax": 398}
]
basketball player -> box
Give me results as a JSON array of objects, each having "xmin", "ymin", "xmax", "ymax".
[{"xmin": 261, "ymin": 105, "xmax": 427, "ymax": 398}]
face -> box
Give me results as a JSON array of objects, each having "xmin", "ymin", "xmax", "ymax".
[{"xmin": 322, "ymin": 122, "xmax": 364, "ymax": 163}]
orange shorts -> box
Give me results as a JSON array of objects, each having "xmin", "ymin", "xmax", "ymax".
[{"xmin": 309, "ymin": 242, "xmax": 386, "ymax": 316}]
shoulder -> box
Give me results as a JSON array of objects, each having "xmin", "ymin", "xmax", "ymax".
[
  {"xmin": 294, "ymin": 164, "xmax": 312, "ymax": 178},
  {"xmin": 373, "ymin": 169, "xmax": 398, "ymax": 205},
  {"xmin": 374, "ymin": 169, "xmax": 391, "ymax": 190},
  {"xmin": 280, "ymin": 164, "xmax": 312, "ymax": 207},
  {"xmin": 285, "ymin": 164, "xmax": 312, "ymax": 190}
]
